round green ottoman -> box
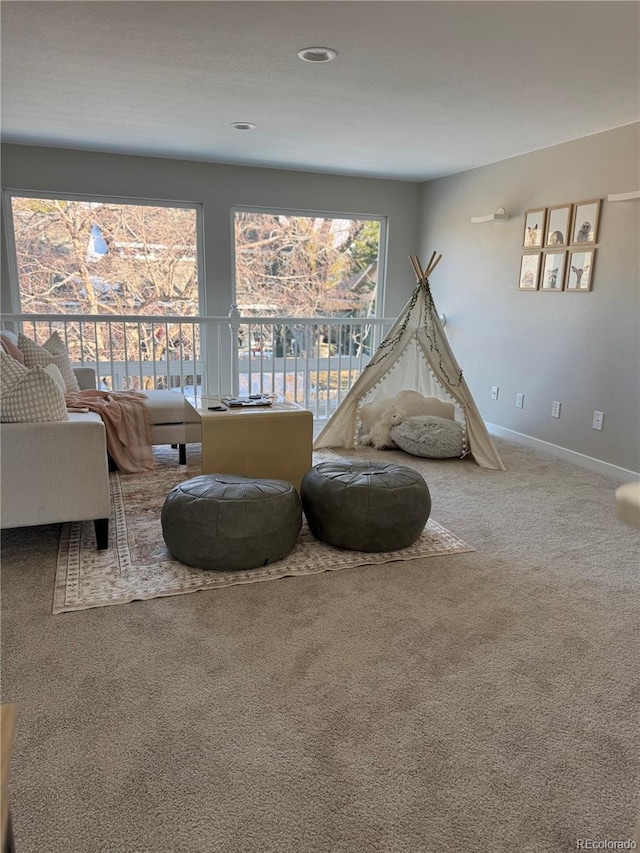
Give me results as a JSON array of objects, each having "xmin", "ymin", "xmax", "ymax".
[
  {"xmin": 301, "ymin": 460, "xmax": 431, "ymax": 552},
  {"xmin": 161, "ymin": 474, "xmax": 302, "ymax": 570}
]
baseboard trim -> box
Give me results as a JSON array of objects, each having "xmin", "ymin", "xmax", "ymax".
[{"xmin": 485, "ymin": 423, "xmax": 639, "ymax": 483}]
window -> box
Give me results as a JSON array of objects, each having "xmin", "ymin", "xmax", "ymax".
[
  {"xmin": 4, "ymin": 194, "xmax": 203, "ymax": 392},
  {"xmin": 6, "ymin": 194, "xmax": 201, "ymax": 316},
  {"xmin": 233, "ymin": 209, "xmax": 384, "ymax": 318}
]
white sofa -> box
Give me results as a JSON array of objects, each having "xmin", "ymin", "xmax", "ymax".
[
  {"xmin": 0, "ymin": 358, "xmax": 201, "ymax": 548},
  {"xmin": 1, "ymin": 367, "xmax": 111, "ymax": 548},
  {"xmin": 1, "ymin": 413, "xmax": 112, "ymax": 548}
]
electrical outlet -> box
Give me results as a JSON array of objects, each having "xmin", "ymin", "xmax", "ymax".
[
  {"xmin": 551, "ymin": 401, "xmax": 561, "ymax": 419},
  {"xmin": 515, "ymin": 393, "xmax": 524, "ymax": 409},
  {"xmin": 491, "ymin": 386, "xmax": 499, "ymax": 401},
  {"xmin": 592, "ymin": 411, "xmax": 604, "ymax": 431}
]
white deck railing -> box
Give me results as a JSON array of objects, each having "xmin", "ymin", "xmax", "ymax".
[{"xmin": 1, "ymin": 312, "xmax": 392, "ymax": 419}]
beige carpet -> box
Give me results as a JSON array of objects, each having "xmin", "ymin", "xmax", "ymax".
[
  {"xmin": 54, "ymin": 449, "xmax": 473, "ymax": 613},
  {"xmin": 2, "ymin": 437, "xmax": 638, "ymax": 853}
]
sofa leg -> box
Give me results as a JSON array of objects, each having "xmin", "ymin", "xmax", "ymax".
[
  {"xmin": 178, "ymin": 444, "xmax": 187, "ymax": 465},
  {"xmin": 107, "ymin": 453, "xmax": 118, "ymax": 472},
  {"xmin": 94, "ymin": 518, "xmax": 109, "ymax": 550}
]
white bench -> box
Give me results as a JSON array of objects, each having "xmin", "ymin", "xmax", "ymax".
[
  {"xmin": 142, "ymin": 389, "xmax": 201, "ymax": 464},
  {"xmin": 74, "ymin": 369, "xmax": 201, "ymax": 464}
]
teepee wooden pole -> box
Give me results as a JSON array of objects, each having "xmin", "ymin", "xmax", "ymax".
[
  {"xmin": 424, "ymin": 251, "xmax": 437, "ymax": 276},
  {"xmin": 410, "ymin": 251, "xmax": 443, "ymax": 282},
  {"xmin": 409, "ymin": 255, "xmax": 422, "ymax": 282},
  {"xmin": 425, "ymin": 252, "xmax": 442, "ymax": 277},
  {"xmin": 418, "ymin": 252, "xmax": 435, "ymax": 282},
  {"xmin": 428, "ymin": 253, "xmax": 443, "ymax": 277}
]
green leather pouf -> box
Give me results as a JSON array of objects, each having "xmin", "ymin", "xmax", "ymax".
[
  {"xmin": 161, "ymin": 474, "xmax": 302, "ymax": 570},
  {"xmin": 301, "ymin": 460, "xmax": 431, "ymax": 552}
]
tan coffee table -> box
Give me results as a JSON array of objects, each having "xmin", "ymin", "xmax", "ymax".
[{"xmin": 196, "ymin": 397, "xmax": 313, "ymax": 491}]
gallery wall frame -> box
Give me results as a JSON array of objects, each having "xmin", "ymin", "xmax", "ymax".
[
  {"xmin": 565, "ymin": 248, "xmax": 596, "ymax": 292},
  {"xmin": 540, "ymin": 250, "xmax": 567, "ymax": 291},
  {"xmin": 545, "ymin": 204, "xmax": 572, "ymax": 248},
  {"xmin": 518, "ymin": 252, "xmax": 541, "ymax": 290},
  {"xmin": 523, "ymin": 208, "xmax": 546, "ymax": 248},
  {"xmin": 570, "ymin": 199, "xmax": 602, "ymax": 245},
  {"xmin": 517, "ymin": 198, "xmax": 601, "ymax": 293}
]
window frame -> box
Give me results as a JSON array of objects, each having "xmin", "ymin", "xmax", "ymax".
[
  {"xmin": 2, "ymin": 189, "xmax": 206, "ymax": 316},
  {"xmin": 230, "ymin": 204, "xmax": 388, "ymax": 318}
]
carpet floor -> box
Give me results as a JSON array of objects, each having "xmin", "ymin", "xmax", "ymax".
[{"xmin": 1, "ymin": 437, "xmax": 638, "ymax": 853}]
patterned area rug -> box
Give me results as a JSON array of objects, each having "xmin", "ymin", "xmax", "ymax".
[{"xmin": 54, "ymin": 449, "xmax": 474, "ymax": 613}]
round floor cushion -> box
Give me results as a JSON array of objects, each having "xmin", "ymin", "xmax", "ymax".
[
  {"xmin": 390, "ymin": 415, "xmax": 465, "ymax": 459},
  {"xmin": 301, "ymin": 460, "xmax": 431, "ymax": 552},
  {"xmin": 161, "ymin": 474, "xmax": 302, "ymax": 570}
]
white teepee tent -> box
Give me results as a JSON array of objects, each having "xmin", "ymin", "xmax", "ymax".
[{"xmin": 314, "ymin": 252, "xmax": 505, "ymax": 470}]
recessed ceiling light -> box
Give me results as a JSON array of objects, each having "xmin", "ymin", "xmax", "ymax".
[
  {"xmin": 297, "ymin": 46, "xmax": 338, "ymax": 63},
  {"xmin": 230, "ymin": 122, "xmax": 257, "ymax": 131}
]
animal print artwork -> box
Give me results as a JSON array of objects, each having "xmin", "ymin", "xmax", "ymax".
[
  {"xmin": 525, "ymin": 225, "xmax": 540, "ymax": 247},
  {"xmin": 567, "ymin": 250, "xmax": 594, "ymax": 290},
  {"xmin": 523, "ymin": 210, "xmax": 545, "ymax": 248},
  {"xmin": 519, "ymin": 253, "xmax": 540, "ymax": 290},
  {"xmin": 571, "ymin": 201, "xmax": 601, "ymax": 244},
  {"xmin": 541, "ymin": 251, "xmax": 566, "ymax": 290},
  {"xmin": 546, "ymin": 206, "xmax": 571, "ymax": 247},
  {"xmin": 575, "ymin": 221, "xmax": 591, "ymax": 242}
]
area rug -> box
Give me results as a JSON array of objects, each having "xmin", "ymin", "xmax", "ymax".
[{"xmin": 54, "ymin": 449, "xmax": 474, "ymax": 613}]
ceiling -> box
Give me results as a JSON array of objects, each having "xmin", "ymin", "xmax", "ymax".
[{"xmin": 1, "ymin": 1, "xmax": 638, "ymax": 181}]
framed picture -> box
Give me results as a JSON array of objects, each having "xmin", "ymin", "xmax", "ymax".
[
  {"xmin": 518, "ymin": 252, "xmax": 541, "ymax": 290},
  {"xmin": 540, "ymin": 251, "xmax": 566, "ymax": 291},
  {"xmin": 570, "ymin": 199, "xmax": 601, "ymax": 245},
  {"xmin": 545, "ymin": 205, "xmax": 572, "ymax": 247},
  {"xmin": 565, "ymin": 249, "xmax": 596, "ymax": 292},
  {"xmin": 523, "ymin": 208, "xmax": 546, "ymax": 248}
]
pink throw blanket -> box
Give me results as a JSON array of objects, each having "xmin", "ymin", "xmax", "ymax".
[{"xmin": 65, "ymin": 390, "xmax": 154, "ymax": 474}]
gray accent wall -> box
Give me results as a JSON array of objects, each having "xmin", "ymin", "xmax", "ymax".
[
  {"xmin": 419, "ymin": 124, "xmax": 640, "ymax": 474},
  {"xmin": 0, "ymin": 144, "xmax": 422, "ymax": 319}
]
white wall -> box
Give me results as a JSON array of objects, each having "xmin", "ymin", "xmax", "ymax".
[
  {"xmin": 0, "ymin": 144, "xmax": 422, "ymax": 318},
  {"xmin": 419, "ymin": 123, "xmax": 640, "ymax": 474}
]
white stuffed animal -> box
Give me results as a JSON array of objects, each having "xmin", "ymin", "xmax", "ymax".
[
  {"xmin": 366, "ymin": 409, "xmax": 404, "ymax": 450},
  {"xmin": 389, "ymin": 390, "xmax": 455, "ymax": 420},
  {"xmin": 359, "ymin": 390, "xmax": 455, "ymax": 448}
]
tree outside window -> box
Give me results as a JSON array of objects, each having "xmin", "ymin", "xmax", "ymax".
[
  {"xmin": 8, "ymin": 197, "xmax": 200, "ymax": 388},
  {"xmin": 234, "ymin": 211, "xmax": 381, "ymax": 318}
]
